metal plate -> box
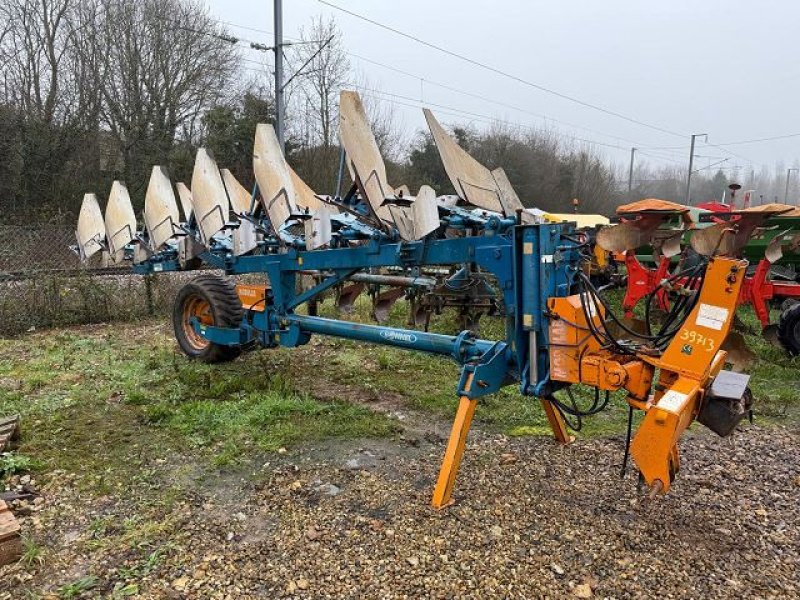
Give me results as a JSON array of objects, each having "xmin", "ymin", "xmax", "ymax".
[
  {"xmin": 221, "ymin": 169, "xmax": 253, "ymax": 215},
  {"xmin": 596, "ymin": 222, "xmax": 651, "ymax": 252},
  {"xmin": 132, "ymin": 244, "xmax": 151, "ymax": 265},
  {"xmin": 104, "ymin": 181, "xmax": 137, "ymax": 261},
  {"xmin": 339, "ymin": 91, "xmax": 393, "ymax": 222},
  {"xmin": 176, "ymin": 182, "xmax": 194, "ymax": 221},
  {"xmin": 233, "ymin": 218, "xmax": 259, "ymax": 256},
  {"xmin": 764, "ymin": 230, "xmax": 792, "ymax": 264},
  {"xmin": 544, "ymin": 213, "xmax": 610, "ymax": 228},
  {"xmin": 75, "ymin": 193, "xmax": 105, "ymax": 261},
  {"xmin": 388, "ymin": 204, "xmax": 414, "ymax": 241},
  {"xmin": 491, "ymin": 167, "xmax": 524, "ymax": 215},
  {"xmin": 191, "ymin": 148, "xmax": 230, "ymax": 244},
  {"xmin": 616, "ymin": 199, "xmax": 689, "ymax": 215},
  {"xmin": 253, "ymin": 123, "xmax": 297, "ymax": 231},
  {"xmin": 413, "ymin": 185, "xmax": 441, "ymax": 239},
  {"xmin": 144, "ymin": 166, "xmax": 180, "ymax": 251},
  {"xmin": 720, "ymin": 331, "xmax": 757, "ymax": 372},
  {"xmin": 372, "ymin": 286, "xmax": 406, "ymax": 323},
  {"xmin": 690, "ymin": 222, "xmax": 733, "ymax": 256},
  {"xmin": 423, "ymin": 108, "xmax": 504, "ymax": 214},
  {"xmin": 709, "ymin": 369, "xmax": 750, "ymax": 400},
  {"xmin": 389, "ymin": 185, "xmax": 441, "ymax": 242},
  {"xmin": 304, "ymin": 206, "xmax": 333, "ymax": 250},
  {"xmin": 660, "ymin": 233, "xmax": 683, "ymax": 258},
  {"xmin": 735, "ymin": 203, "xmax": 794, "ymax": 216}
]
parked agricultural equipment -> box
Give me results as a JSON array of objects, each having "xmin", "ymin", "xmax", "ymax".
[
  {"xmin": 606, "ymin": 200, "xmax": 800, "ymax": 354},
  {"xmin": 74, "ymin": 91, "xmax": 756, "ymax": 508}
]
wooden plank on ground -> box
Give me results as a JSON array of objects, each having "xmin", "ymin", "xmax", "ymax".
[
  {"xmin": 0, "ymin": 414, "xmax": 20, "ymax": 452},
  {"xmin": 0, "ymin": 499, "xmax": 22, "ymax": 566}
]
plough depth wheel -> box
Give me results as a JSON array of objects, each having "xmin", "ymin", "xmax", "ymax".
[
  {"xmin": 172, "ymin": 274, "xmax": 243, "ymax": 363},
  {"xmin": 778, "ymin": 301, "xmax": 800, "ymax": 355}
]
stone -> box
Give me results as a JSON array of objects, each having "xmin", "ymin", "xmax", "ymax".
[{"xmin": 574, "ymin": 583, "xmax": 593, "ymax": 598}]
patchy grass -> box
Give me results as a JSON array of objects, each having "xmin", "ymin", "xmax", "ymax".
[
  {"xmin": 298, "ymin": 296, "xmax": 645, "ymax": 437},
  {"xmin": 0, "ymin": 292, "xmax": 797, "ymax": 495},
  {"xmin": 0, "ymin": 322, "xmax": 396, "ymax": 490},
  {"xmin": 304, "ymin": 292, "xmax": 799, "ymax": 433},
  {"xmin": 0, "ymin": 452, "xmax": 37, "ymax": 477},
  {"xmin": 57, "ymin": 575, "xmax": 98, "ymax": 599},
  {"xmin": 20, "ymin": 535, "xmax": 45, "ymax": 568}
]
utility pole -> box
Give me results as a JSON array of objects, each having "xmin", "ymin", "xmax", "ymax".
[
  {"xmin": 685, "ymin": 133, "xmax": 707, "ymax": 205},
  {"xmin": 274, "ymin": 0, "xmax": 285, "ymax": 153},
  {"xmin": 627, "ymin": 147, "xmax": 636, "ymax": 196},
  {"xmin": 784, "ymin": 167, "xmax": 798, "ymax": 203}
]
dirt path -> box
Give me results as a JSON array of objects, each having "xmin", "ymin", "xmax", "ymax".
[{"xmin": 2, "ymin": 424, "xmax": 798, "ymax": 599}]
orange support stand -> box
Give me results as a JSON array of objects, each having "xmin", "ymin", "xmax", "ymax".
[
  {"xmin": 431, "ymin": 374, "xmax": 476, "ymax": 509},
  {"xmin": 540, "ymin": 398, "xmax": 574, "ymax": 444}
]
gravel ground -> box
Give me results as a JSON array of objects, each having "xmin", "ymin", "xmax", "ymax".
[{"xmin": 2, "ymin": 424, "xmax": 798, "ymax": 599}]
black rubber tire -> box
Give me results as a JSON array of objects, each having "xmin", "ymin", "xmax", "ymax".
[
  {"xmin": 172, "ymin": 274, "xmax": 243, "ymax": 363},
  {"xmin": 780, "ymin": 298, "xmax": 800, "ymax": 313},
  {"xmin": 777, "ymin": 301, "xmax": 800, "ymax": 355}
]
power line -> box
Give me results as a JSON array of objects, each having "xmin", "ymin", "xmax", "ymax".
[
  {"xmin": 219, "ymin": 20, "xmax": 274, "ymax": 37},
  {"xmin": 346, "ymin": 51, "xmax": 652, "ymax": 150},
  {"xmin": 204, "ymin": 15, "xmax": 665, "ymax": 158},
  {"xmin": 355, "ymin": 85, "xmax": 635, "ymax": 153},
  {"xmin": 707, "ymin": 131, "xmax": 800, "ymax": 146},
  {"xmin": 318, "ymin": 0, "xmax": 686, "ymax": 140},
  {"xmin": 701, "ymin": 140, "xmax": 754, "ymax": 166},
  {"xmin": 205, "ymin": 10, "xmax": 742, "ymax": 170},
  {"xmin": 214, "ymin": 10, "xmax": 688, "ymax": 155},
  {"xmin": 643, "ymin": 140, "xmax": 756, "ymax": 166}
]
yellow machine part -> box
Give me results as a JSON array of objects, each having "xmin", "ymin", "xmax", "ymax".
[
  {"xmin": 546, "ymin": 256, "xmax": 747, "ymax": 496},
  {"xmin": 543, "ymin": 213, "xmax": 610, "ymax": 229},
  {"xmin": 630, "ymin": 257, "xmax": 746, "ymax": 492},
  {"xmin": 236, "ymin": 284, "xmax": 268, "ymax": 312},
  {"xmin": 593, "ymin": 242, "xmax": 609, "ymax": 269},
  {"xmin": 548, "ymin": 295, "xmax": 653, "ymax": 397},
  {"xmin": 548, "ymin": 294, "xmax": 604, "ymax": 384}
]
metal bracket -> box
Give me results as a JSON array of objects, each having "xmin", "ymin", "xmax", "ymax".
[
  {"xmin": 457, "ymin": 341, "xmax": 510, "ymax": 399},
  {"xmin": 190, "ymin": 319, "xmax": 255, "ymax": 347}
]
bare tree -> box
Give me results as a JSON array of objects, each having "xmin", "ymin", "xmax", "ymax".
[
  {"xmin": 0, "ymin": 0, "xmax": 101, "ymax": 218},
  {"xmin": 0, "ymin": 0, "xmax": 72, "ymax": 124},
  {"xmin": 290, "ymin": 16, "xmax": 349, "ymax": 148},
  {"xmin": 0, "ymin": 0, "xmax": 243, "ymax": 220},
  {"xmin": 93, "ymin": 0, "xmax": 239, "ymax": 195}
]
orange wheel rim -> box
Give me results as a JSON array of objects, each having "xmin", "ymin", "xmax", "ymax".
[{"xmin": 182, "ymin": 294, "xmax": 214, "ymax": 351}]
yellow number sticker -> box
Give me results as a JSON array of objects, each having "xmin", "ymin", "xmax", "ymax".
[{"xmin": 679, "ymin": 329, "xmax": 715, "ymax": 352}]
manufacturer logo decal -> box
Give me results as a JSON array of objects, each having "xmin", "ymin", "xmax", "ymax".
[{"xmin": 380, "ymin": 330, "xmax": 418, "ymax": 344}]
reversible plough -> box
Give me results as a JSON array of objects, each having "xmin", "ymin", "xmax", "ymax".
[
  {"xmin": 602, "ymin": 200, "xmax": 800, "ymax": 355},
  {"xmin": 75, "ymin": 91, "xmax": 757, "ymax": 507}
]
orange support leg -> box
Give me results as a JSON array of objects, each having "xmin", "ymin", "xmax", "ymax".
[
  {"xmin": 431, "ymin": 375, "xmax": 476, "ymax": 509},
  {"xmin": 540, "ymin": 398, "xmax": 574, "ymax": 444}
]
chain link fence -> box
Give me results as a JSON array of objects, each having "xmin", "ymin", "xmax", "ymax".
[{"xmin": 0, "ymin": 225, "xmax": 204, "ymax": 337}]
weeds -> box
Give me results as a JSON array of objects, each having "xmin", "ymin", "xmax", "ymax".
[
  {"xmin": 21, "ymin": 535, "xmax": 44, "ymax": 567},
  {"xmin": 58, "ymin": 576, "xmax": 98, "ymax": 599},
  {"xmin": 0, "ymin": 452, "xmax": 35, "ymax": 478}
]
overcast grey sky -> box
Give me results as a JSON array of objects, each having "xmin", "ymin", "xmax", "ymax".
[{"xmin": 205, "ymin": 0, "xmax": 799, "ymax": 173}]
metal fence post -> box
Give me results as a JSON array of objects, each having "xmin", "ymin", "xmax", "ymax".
[{"xmin": 144, "ymin": 274, "xmax": 155, "ymax": 316}]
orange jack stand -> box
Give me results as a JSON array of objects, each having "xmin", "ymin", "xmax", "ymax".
[
  {"xmin": 540, "ymin": 398, "xmax": 574, "ymax": 444},
  {"xmin": 431, "ymin": 375, "xmax": 475, "ymax": 509}
]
